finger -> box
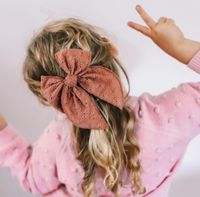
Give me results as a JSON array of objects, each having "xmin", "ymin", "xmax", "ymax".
[
  {"xmin": 135, "ymin": 5, "xmax": 157, "ymax": 29},
  {"xmin": 128, "ymin": 21, "xmax": 152, "ymax": 37},
  {"xmin": 167, "ymin": 18, "xmax": 175, "ymax": 23},
  {"xmin": 158, "ymin": 17, "xmax": 168, "ymax": 23}
]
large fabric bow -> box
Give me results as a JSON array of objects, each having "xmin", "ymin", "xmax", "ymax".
[{"xmin": 41, "ymin": 48, "xmax": 124, "ymax": 129}]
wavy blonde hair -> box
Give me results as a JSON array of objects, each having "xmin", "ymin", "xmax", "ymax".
[{"xmin": 22, "ymin": 18, "xmax": 146, "ymax": 197}]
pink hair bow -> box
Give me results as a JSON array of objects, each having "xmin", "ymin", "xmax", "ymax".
[{"xmin": 41, "ymin": 48, "xmax": 124, "ymax": 129}]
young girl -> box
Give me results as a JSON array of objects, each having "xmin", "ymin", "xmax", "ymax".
[{"xmin": 0, "ymin": 4, "xmax": 200, "ymax": 197}]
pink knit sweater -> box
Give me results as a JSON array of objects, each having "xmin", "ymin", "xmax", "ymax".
[{"xmin": 1, "ymin": 49, "xmax": 200, "ymax": 197}]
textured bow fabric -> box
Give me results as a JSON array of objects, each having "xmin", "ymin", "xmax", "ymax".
[{"xmin": 41, "ymin": 48, "xmax": 124, "ymax": 129}]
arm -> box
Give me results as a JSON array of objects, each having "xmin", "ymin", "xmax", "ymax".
[
  {"xmin": 128, "ymin": 5, "xmax": 200, "ymax": 142},
  {"xmin": 133, "ymin": 50, "xmax": 200, "ymax": 144},
  {"xmin": 0, "ymin": 120, "xmax": 62, "ymax": 196}
]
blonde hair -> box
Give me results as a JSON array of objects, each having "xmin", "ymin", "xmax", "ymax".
[{"xmin": 22, "ymin": 18, "xmax": 146, "ymax": 197}]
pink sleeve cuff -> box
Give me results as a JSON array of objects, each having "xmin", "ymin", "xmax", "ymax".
[
  {"xmin": 0, "ymin": 124, "xmax": 19, "ymax": 147},
  {"xmin": 187, "ymin": 49, "xmax": 200, "ymax": 73}
]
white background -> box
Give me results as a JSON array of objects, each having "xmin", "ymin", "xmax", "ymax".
[{"xmin": 0, "ymin": 0, "xmax": 200, "ymax": 196}]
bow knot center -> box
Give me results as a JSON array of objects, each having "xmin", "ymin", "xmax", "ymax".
[{"xmin": 64, "ymin": 74, "xmax": 78, "ymax": 87}]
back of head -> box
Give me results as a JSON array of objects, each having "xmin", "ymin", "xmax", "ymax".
[{"xmin": 22, "ymin": 18, "xmax": 146, "ymax": 197}]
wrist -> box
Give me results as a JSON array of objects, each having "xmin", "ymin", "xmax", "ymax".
[
  {"xmin": 0, "ymin": 117, "xmax": 8, "ymax": 131},
  {"xmin": 175, "ymin": 38, "xmax": 200, "ymax": 64},
  {"xmin": 0, "ymin": 123, "xmax": 7, "ymax": 131}
]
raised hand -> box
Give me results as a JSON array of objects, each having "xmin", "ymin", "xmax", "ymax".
[{"xmin": 127, "ymin": 5, "xmax": 200, "ymax": 64}]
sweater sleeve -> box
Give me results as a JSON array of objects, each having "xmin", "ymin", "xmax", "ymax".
[
  {"xmin": 137, "ymin": 48, "xmax": 200, "ymax": 143},
  {"xmin": 0, "ymin": 120, "xmax": 63, "ymax": 196}
]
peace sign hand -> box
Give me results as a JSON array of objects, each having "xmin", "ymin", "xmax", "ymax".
[{"xmin": 128, "ymin": 5, "xmax": 187, "ymax": 63}]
